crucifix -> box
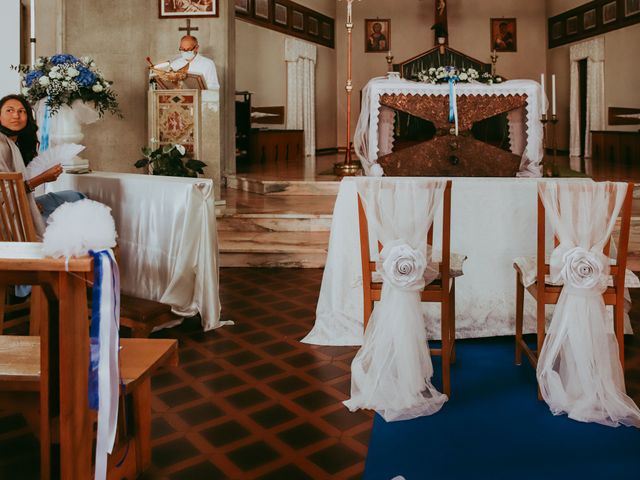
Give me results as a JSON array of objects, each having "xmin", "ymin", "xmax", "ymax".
[
  {"xmin": 179, "ymin": 19, "xmax": 199, "ymax": 36},
  {"xmin": 433, "ymin": 0, "xmax": 449, "ymax": 46}
]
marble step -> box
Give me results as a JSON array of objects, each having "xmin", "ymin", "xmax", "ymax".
[
  {"xmin": 217, "ymin": 214, "xmax": 332, "ymax": 232},
  {"xmin": 218, "ymin": 231, "xmax": 330, "ymax": 268},
  {"xmin": 226, "ymin": 174, "xmax": 340, "ymax": 196}
]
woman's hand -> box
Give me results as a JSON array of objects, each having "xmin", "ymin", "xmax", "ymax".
[{"xmin": 29, "ymin": 164, "xmax": 63, "ymax": 189}]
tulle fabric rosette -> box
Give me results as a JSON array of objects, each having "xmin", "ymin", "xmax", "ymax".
[{"xmin": 344, "ymin": 239, "xmax": 447, "ymax": 422}]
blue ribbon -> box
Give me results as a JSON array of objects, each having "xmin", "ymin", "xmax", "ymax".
[
  {"xmin": 448, "ymin": 78, "xmax": 456, "ymax": 123},
  {"xmin": 88, "ymin": 250, "xmax": 103, "ymax": 410},
  {"xmin": 40, "ymin": 102, "xmax": 50, "ymax": 153}
]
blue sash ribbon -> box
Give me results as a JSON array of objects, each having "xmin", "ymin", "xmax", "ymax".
[
  {"xmin": 448, "ymin": 78, "xmax": 456, "ymax": 123},
  {"xmin": 40, "ymin": 102, "xmax": 50, "ymax": 153}
]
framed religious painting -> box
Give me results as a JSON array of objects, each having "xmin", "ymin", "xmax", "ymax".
[
  {"xmin": 159, "ymin": 0, "xmax": 219, "ymax": 17},
  {"xmin": 364, "ymin": 19, "xmax": 390, "ymax": 53},
  {"xmin": 603, "ymin": 1, "xmax": 617, "ymax": 24},
  {"xmin": 626, "ymin": 0, "xmax": 640, "ymax": 17},
  {"xmin": 490, "ymin": 18, "xmax": 516, "ymax": 52}
]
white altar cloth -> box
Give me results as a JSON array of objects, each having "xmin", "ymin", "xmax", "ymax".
[
  {"xmin": 302, "ymin": 177, "xmax": 604, "ymax": 346},
  {"xmin": 353, "ymin": 77, "xmax": 546, "ymax": 177},
  {"xmin": 49, "ymin": 171, "xmax": 224, "ymax": 331}
]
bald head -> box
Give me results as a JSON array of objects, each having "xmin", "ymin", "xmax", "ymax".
[{"xmin": 179, "ymin": 35, "xmax": 199, "ymax": 54}]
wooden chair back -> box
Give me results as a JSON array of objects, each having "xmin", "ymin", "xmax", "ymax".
[{"xmin": 0, "ymin": 172, "xmax": 36, "ymax": 242}]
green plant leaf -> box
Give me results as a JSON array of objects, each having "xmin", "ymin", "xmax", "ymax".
[
  {"xmin": 141, "ymin": 147, "xmax": 151, "ymax": 157},
  {"xmin": 134, "ymin": 158, "xmax": 149, "ymax": 168}
]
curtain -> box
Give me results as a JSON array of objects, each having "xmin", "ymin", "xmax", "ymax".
[
  {"xmin": 570, "ymin": 38, "xmax": 605, "ymax": 158},
  {"xmin": 285, "ymin": 38, "xmax": 316, "ymax": 156},
  {"xmin": 537, "ymin": 181, "xmax": 640, "ymax": 427}
]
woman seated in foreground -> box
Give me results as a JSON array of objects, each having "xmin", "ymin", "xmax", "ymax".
[{"xmin": 0, "ymin": 94, "xmax": 85, "ymax": 236}]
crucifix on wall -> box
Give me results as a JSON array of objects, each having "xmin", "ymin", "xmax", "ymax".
[
  {"xmin": 179, "ymin": 19, "xmax": 199, "ymax": 36},
  {"xmin": 433, "ymin": 0, "xmax": 449, "ymax": 46}
]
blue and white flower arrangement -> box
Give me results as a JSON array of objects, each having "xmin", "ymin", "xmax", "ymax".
[
  {"xmin": 15, "ymin": 54, "xmax": 121, "ymax": 117},
  {"xmin": 415, "ymin": 66, "xmax": 503, "ymax": 85}
]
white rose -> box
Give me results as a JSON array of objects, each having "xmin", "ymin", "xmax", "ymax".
[
  {"xmin": 459, "ymin": 72, "xmax": 468, "ymax": 81},
  {"xmin": 62, "ymin": 81, "xmax": 69, "ymax": 87},
  {"xmin": 67, "ymin": 67, "xmax": 79, "ymax": 77},
  {"xmin": 21, "ymin": 87, "xmax": 29, "ymax": 95},
  {"xmin": 92, "ymin": 84, "xmax": 104, "ymax": 92},
  {"xmin": 174, "ymin": 144, "xmax": 186, "ymax": 155},
  {"xmin": 495, "ymin": 76, "xmax": 503, "ymax": 83},
  {"xmin": 560, "ymin": 246, "xmax": 607, "ymax": 290},
  {"xmin": 378, "ymin": 240, "xmax": 427, "ymax": 291},
  {"xmin": 38, "ymin": 76, "xmax": 50, "ymax": 86},
  {"xmin": 35, "ymin": 58, "xmax": 44, "ymax": 67}
]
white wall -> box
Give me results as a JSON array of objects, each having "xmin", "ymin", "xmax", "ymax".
[{"xmin": 0, "ymin": 0, "xmax": 21, "ymax": 98}]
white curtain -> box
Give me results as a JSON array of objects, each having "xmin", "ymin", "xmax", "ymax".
[
  {"xmin": 343, "ymin": 178, "xmax": 448, "ymax": 422},
  {"xmin": 569, "ymin": 38, "xmax": 605, "ymax": 158},
  {"xmin": 537, "ymin": 181, "xmax": 640, "ymax": 428},
  {"xmin": 285, "ymin": 38, "xmax": 316, "ymax": 156}
]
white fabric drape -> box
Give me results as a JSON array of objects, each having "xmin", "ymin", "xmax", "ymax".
[
  {"xmin": 537, "ymin": 181, "xmax": 640, "ymax": 427},
  {"xmin": 48, "ymin": 171, "xmax": 225, "ymax": 331},
  {"xmin": 343, "ymin": 178, "xmax": 447, "ymax": 422},
  {"xmin": 353, "ymin": 77, "xmax": 545, "ymax": 177},
  {"xmin": 285, "ymin": 38, "xmax": 316, "ymax": 156},
  {"xmin": 569, "ymin": 38, "xmax": 605, "ymax": 158}
]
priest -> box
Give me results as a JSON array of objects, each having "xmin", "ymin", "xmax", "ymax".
[{"xmin": 168, "ymin": 35, "xmax": 219, "ymax": 90}]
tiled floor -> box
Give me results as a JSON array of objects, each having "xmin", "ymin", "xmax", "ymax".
[{"xmin": 1, "ymin": 267, "xmax": 639, "ymax": 479}]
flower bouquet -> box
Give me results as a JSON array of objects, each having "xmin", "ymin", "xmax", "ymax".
[
  {"xmin": 16, "ymin": 54, "xmax": 121, "ymax": 117},
  {"xmin": 415, "ymin": 66, "xmax": 503, "ymax": 85},
  {"xmin": 135, "ymin": 144, "xmax": 206, "ymax": 178}
]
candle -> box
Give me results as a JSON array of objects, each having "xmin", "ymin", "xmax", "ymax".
[
  {"xmin": 551, "ymin": 74, "xmax": 556, "ymax": 116},
  {"xmin": 540, "ymin": 73, "xmax": 545, "ymax": 114},
  {"xmin": 30, "ymin": 0, "xmax": 35, "ymax": 38}
]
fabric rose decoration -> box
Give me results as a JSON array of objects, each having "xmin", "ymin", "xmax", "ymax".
[
  {"xmin": 559, "ymin": 246, "xmax": 608, "ymax": 290},
  {"xmin": 378, "ymin": 240, "xmax": 427, "ymax": 291}
]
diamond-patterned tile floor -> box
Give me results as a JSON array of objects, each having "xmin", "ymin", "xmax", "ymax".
[{"xmin": 1, "ymin": 267, "xmax": 640, "ymax": 479}]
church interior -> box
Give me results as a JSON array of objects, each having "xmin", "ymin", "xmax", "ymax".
[{"xmin": 1, "ymin": 0, "xmax": 640, "ymax": 479}]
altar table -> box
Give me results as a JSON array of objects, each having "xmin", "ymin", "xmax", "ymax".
[
  {"xmin": 302, "ymin": 176, "xmax": 624, "ymax": 346},
  {"xmin": 0, "ymin": 242, "xmax": 94, "ymax": 479},
  {"xmin": 353, "ymin": 77, "xmax": 545, "ymax": 177},
  {"xmin": 49, "ymin": 172, "xmax": 224, "ymax": 331}
]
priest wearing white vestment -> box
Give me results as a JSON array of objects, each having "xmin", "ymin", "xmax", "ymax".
[{"xmin": 169, "ymin": 35, "xmax": 219, "ymax": 90}]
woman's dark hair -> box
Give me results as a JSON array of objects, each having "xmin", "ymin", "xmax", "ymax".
[{"xmin": 0, "ymin": 94, "xmax": 39, "ymax": 165}]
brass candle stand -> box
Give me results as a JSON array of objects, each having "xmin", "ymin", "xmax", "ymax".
[
  {"xmin": 386, "ymin": 51, "xmax": 394, "ymax": 72},
  {"xmin": 541, "ymin": 113, "xmax": 560, "ymax": 177},
  {"xmin": 334, "ymin": 0, "xmax": 362, "ymax": 177}
]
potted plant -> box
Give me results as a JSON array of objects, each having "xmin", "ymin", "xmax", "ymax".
[{"xmin": 135, "ymin": 144, "xmax": 206, "ymax": 177}]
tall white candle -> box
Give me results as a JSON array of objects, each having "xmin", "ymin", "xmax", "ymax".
[
  {"xmin": 540, "ymin": 73, "xmax": 545, "ymax": 114},
  {"xmin": 551, "ymin": 74, "xmax": 557, "ymax": 116},
  {"xmin": 30, "ymin": 0, "xmax": 36, "ymax": 66},
  {"xmin": 30, "ymin": 0, "xmax": 35, "ymax": 37}
]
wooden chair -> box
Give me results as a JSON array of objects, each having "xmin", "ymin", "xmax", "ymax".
[
  {"xmin": 0, "ymin": 172, "xmax": 41, "ymax": 335},
  {"xmin": 357, "ymin": 179, "xmax": 459, "ymax": 396},
  {"xmin": 514, "ymin": 181, "xmax": 634, "ymax": 377},
  {"xmin": 0, "ymin": 335, "xmax": 178, "ymax": 479}
]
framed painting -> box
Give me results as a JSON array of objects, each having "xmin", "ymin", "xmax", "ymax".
[
  {"xmin": 603, "ymin": 1, "xmax": 617, "ymax": 24},
  {"xmin": 365, "ymin": 18, "xmax": 390, "ymax": 53},
  {"xmin": 626, "ymin": 0, "xmax": 640, "ymax": 17},
  {"xmin": 583, "ymin": 9, "xmax": 596, "ymax": 30},
  {"xmin": 274, "ymin": 2, "xmax": 288, "ymax": 26},
  {"xmin": 491, "ymin": 18, "xmax": 516, "ymax": 52},
  {"xmin": 234, "ymin": 0, "xmax": 249, "ymax": 15},
  {"xmin": 255, "ymin": 0, "xmax": 269, "ymax": 20},
  {"xmin": 159, "ymin": 0, "xmax": 218, "ymax": 17},
  {"xmin": 566, "ymin": 15, "xmax": 578, "ymax": 35}
]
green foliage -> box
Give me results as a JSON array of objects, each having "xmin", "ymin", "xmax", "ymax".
[{"xmin": 135, "ymin": 144, "xmax": 206, "ymax": 178}]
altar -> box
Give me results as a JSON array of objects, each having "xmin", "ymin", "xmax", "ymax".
[{"xmin": 354, "ymin": 77, "xmax": 546, "ymax": 177}]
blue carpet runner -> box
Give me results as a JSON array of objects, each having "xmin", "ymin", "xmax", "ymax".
[{"xmin": 364, "ymin": 337, "xmax": 640, "ymax": 480}]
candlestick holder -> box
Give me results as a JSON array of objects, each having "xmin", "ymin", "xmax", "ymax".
[
  {"xmin": 334, "ymin": 0, "xmax": 362, "ymax": 177},
  {"xmin": 490, "ymin": 51, "xmax": 498, "ymax": 77},
  {"xmin": 385, "ymin": 51, "xmax": 394, "ymax": 72}
]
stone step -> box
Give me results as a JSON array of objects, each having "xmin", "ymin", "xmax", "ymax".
[
  {"xmin": 226, "ymin": 174, "xmax": 340, "ymax": 196},
  {"xmin": 217, "ymin": 214, "xmax": 332, "ymax": 232},
  {"xmin": 218, "ymin": 231, "xmax": 330, "ymax": 268}
]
